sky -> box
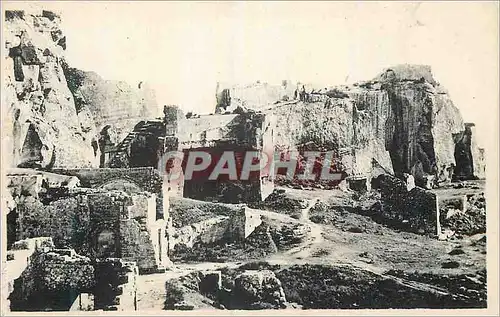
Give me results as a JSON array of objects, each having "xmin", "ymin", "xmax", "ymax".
[{"xmin": 4, "ymin": 1, "xmax": 499, "ymax": 148}]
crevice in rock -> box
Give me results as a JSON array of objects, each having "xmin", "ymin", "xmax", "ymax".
[{"xmin": 19, "ymin": 124, "xmax": 43, "ymax": 168}]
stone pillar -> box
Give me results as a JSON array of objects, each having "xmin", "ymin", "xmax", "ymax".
[
  {"xmin": 462, "ymin": 194, "xmax": 469, "ymax": 213},
  {"xmin": 436, "ymin": 197, "xmax": 441, "ymax": 238},
  {"xmin": 404, "ymin": 173, "xmax": 415, "ymax": 191}
]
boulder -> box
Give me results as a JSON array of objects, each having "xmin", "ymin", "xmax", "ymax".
[{"xmin": 233, "ymin": 270, "xmax": 287, "ymax": 309}]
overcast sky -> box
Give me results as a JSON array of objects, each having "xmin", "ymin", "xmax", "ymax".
[{"xmin": 4, "ymin": 1, "xmax": 499, "ymax": 148}]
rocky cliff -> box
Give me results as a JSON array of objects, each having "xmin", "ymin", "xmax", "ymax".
[
  {"xmin": 217, "ymin": 65, "xmax": 484, "ymax": 187},
  {"xmin": 63, "ymin": 67, "xmax": 160, "ymax": 144},
  {"xmin": 3, "ymin": 10, "xmax": 99, "ymax": 168},
  {"xmin": 349, "ymin": 65, "xmax": 466, "ymax": 186},
  {"xmin": 3, "ymin": 10, "xmax": 161, "ymax": 170}
]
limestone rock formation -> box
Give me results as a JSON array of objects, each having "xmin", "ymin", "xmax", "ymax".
[
  {"xmin": 3, "ymin": 10, "xmax": 99, "ymax": 168},
  {"xmin": 63, "ymin": 67, "xmax": 160, "ymax": 144},
  {"xmin": 352, "ymin": 65, "xmax": 466, "ymax": 185},
  {"xmin": 215, "ymin": 80, "xmax": 297, "ymax": 113},
  {"xmin": 215, "ymin": 64, "xmax": 485, "ymax": 186}
]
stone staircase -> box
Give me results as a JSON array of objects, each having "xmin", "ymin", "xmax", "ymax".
[
  {"xmin": 116, "ymin": 120, "xmax": 164, "ymax": 151},
  {"xmin": 108, "ymin": 120, "xmax": 165, "ymax": 167}
]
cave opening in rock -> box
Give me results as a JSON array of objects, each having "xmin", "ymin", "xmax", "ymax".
[
  {"xmin": 9, "ymin": 46, "xmax": 25, "ymax": 82},
  {"xmin": 7, "ymin": 209, "xmax": 18, "ymax": 250},
  {"xmin": 453, "ymin": 127, "xmax": 475, "ymax": 180},
  {"xmin": 19, "ymin": 124, "xmax": 43, "ymax": 168},
  {"xmin": 129, "ymin": 133, "xmax": 160, "ymax": 168}
]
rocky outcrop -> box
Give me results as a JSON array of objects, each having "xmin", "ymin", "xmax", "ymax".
[
  {"xmin": 3, "ymin": 10, "xmax": 161, "ymax": 170},
  {"xmin": 371, "ymin": 174, "xmax": 439, "ymax": 235},
  {"xmin": 216, "ymin": 65, "xmax": 484, "ymax": 186},
  {"xmin": 368, "ymin": 65, "xmax": 465, "ymax": 185},
  {"xmin": 232, "ymin": 270, "xmax": 287, "ymax": 309},
  {"xmin": 63, "ymin": 67, "xmax": 160, "ymax": 144},
  {"xmin": 3, "ymin": 10, "xmax": 99, "ymax": 169},
  {"xmin": 215, "ymin": 80, "xmax": 297, "ymax": 113}
]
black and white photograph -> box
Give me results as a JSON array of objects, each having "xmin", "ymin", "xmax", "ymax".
[{"xmin": 1, "ymin": 1, "xmax": 498, "ymax": 315}]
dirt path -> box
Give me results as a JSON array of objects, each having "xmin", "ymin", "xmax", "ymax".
[
  {"xmin": 287, "ymin": 200, "xmax": 324, "ymax": 257},
  {"xmin": 252, "ymin": 198, "xmax": 325, "ymax": 260}
]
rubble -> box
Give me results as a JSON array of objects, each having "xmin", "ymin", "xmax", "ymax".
[
  {"xmin": 370, "ymin": 174, "xmax": 439, "ymax": 235},
  {"xmin": 440, "ymin": 193, "xmax": 486, "ymax": 236}
]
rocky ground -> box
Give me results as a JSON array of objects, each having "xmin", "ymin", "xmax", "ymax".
[{"xmin": 137, "ymin": 180, "xmax": 486, "ymax": 310}]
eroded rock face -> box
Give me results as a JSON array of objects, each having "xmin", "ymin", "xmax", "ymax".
[
  {"xmin": 453, "ymin": 123, "xmax": 486, "ymax": 180},
  {"xmin": 217, "ymin": 65, "xmax": 483, "ymax": 185},
  {"xmin": 63, "ymin": 67, "xmax": 160, "ymax": 144},
  {"xmin": 372, "ymin": 66, "xmax": 464, "ymax": 185},
  {"xmin": 3, "ymin": 10, "xmax": 99, "ymax": 169},
  {"xmin": 266, "ymin": 96, "xmax": 395, "ymax": 180}
]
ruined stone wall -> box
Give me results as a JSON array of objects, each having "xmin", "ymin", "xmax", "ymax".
[
  {"xmin": 97, "ymin": 119, "xmax": 166, "ymax": 169},
  {"xmin": 170, "ymin": 216, "xmax": 230, "ymax": 251},
  {"xmin": 88, "ymin": 191, "xmax": 167, "ymax": 272},
  {"xmin": 11, "ymin": 186, "xmax": 167, "ymax": 272},
  {"xmin": 226, "ymin": 207, "xmax": 263, "ymax": 240},
  {"xmin": 9, "ymin": 248, "xmax": 95, "ymax": 311},
  {"xmin": 178, "ymin": 114, "xmax": 239, "ymax": 146},
  {"xmin": 14, "ymin": 192, "xmax": 91, "ymax": 253},
  {"xmin": 4, "ymin": 237, "xmax": 55, "ymax": 312},
  {"xmin": 177, "ymin": 112, "xmax": 273, "ymax": 203},
  {"xmin": 9, "ymin": 248, "xmax": 138, "ymax": 312},
  {"xmin": 119, "ymin": 216, "xmax": 167, "ymax": 273},
  {"xmin": 51, "ymin": 167, "xmax": 167, "ymax": 220},
  {"xmin": 169, "ymin": 205, "xmax": 264, "ymax": 253},
  {"xmin": 215, "ymin": 80, "xmax": 297, "ymax": 113},
  {"xmin": 372, "ymin": 174, "xmax": 439, "ymax": 235},
  {"xmin": 51, "ymin": 167, "xmax": 163, "ymax": 193},
  {"xmin": 94, "ymin": 259, "xmax": 138, "ymax": 311},
  {"xmin": 3, "ymin": 10, "xmax": 99, "ymax": 169},
  {"xmin": 178, "ymin": 112, "xmax": 267, "ymax": 149}
]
